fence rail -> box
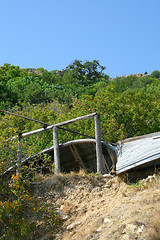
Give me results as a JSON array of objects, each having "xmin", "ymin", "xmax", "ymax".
[{"xmin": 1, "ymin": 111, "xmax": 103, "ymax": 174}]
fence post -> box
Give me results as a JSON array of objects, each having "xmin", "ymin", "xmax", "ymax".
[
  {"xmin": 94, "ymin": 114, "xmax": 103, "ymax": 173},
  {"xmin": 16, "ymin": 132, "xmax": 22, "ymax": 175},
  {"xmin": 53, "ymin": 126, "xmax": 61, "ymax": 173}
]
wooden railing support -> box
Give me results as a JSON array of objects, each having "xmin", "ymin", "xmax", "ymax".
[
  {"xmin": 53, "ymin": 126, "xmax": 61, "ymax": 173},
  {"xmin": 94, "ymin": 114, "xmax": 103, "ymax": 173},
  {"xmin": 10, "ymin": 112, "xmax": 103, "ymax": 174}
]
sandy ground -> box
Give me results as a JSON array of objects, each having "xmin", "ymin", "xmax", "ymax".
[{"xmin": 33, "ymin": 171, "xmax": 160, "ymax": 240}]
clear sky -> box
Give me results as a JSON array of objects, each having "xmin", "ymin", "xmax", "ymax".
[{"xmin": 1, "ymin": 0, "xmax": 160, "ymax": 78}]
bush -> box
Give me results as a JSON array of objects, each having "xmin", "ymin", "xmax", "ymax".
[{"xmin": 0, "ymin": 173, "xmax": 62, "ymax": 240}]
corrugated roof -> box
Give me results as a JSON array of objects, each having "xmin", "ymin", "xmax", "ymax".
[{"xmin": 116, "ymin": 132, "xmax": 160, "ymax": 174}]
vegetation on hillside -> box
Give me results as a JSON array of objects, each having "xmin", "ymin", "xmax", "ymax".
[
  {"xmin": 0, "ymin": 60, "xmax": 160, "ymax": 173},
  {"xmin": 0, "ymin": 60, "xmax": 160, "ymax": 239}
]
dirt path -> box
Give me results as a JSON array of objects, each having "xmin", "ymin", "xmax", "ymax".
[{"xmin": 33, "ymin": 173, "xmax": 160, "ymax": 240}]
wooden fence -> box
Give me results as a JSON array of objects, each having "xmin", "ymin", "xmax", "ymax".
[{"xmin": 14, "ymin": 112, "xmax": 103, "ymax": 174}]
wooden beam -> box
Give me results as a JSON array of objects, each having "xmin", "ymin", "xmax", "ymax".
[
  {"xmin": 21, "ymin": 125, "xmax": 53, "ymax": 138},
  {"xmin": 14, "ymin": 113, "xmax": 97, "ymax": 139},
  {"xmin": 54, "ymin": 112, "xmax": 97, "ymax": 127},
  {"xmin": 94, "ymin": 114, "xmax": 103, "ymax": 173},
  {"xmin": 102, "ymin": 155, "xmax": 110, "ymax": 173},
  {"xmin": 92, "ymin": 142, "xmax": 110, "ymax": 173},
  {"xmin": 53, "ymin": 126, "xmax": 61, "ymax": 173},
  {"xmin": 69, "ymin": 144, "xmax": 86, "ymax": 170}
]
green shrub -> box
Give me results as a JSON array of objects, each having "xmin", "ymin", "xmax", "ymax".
[{"xmin": 0, "ymin": 173, "xmax": 62, "ymax": 240}]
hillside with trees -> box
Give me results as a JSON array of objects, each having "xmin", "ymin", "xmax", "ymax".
[
  {"xmin": 1, "ymin": 61, "xmax": 160, "ymax": 144},
  {"xmin": 0, "ymin": 60, "xmax": 160, "ymax": 239}
]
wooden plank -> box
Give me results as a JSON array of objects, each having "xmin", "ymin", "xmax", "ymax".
[
  {"xmin": 102, "ymin": 155, "xmax": 110, "ymax": 172},
  {"xmin": 69, "ymin": 144, "xmax": 86, "ymax": 170}
]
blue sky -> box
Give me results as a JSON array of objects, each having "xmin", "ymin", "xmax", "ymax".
[{"xmin": 1, "ymin": 0, "xmax": 160, "ymax": 78}]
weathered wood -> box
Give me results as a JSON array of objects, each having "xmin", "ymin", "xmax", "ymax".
[
  {"xmin": 21, "ymin": 125, "xmax": 53, "ymax": 138},
  {"xmin": 102, "ymin": 155, "xmax": 110, "ymax": 172},
  {"xmin": 55, "ymin": 112, "xmax": 97, "ymax": 127},
  {"xmin": 53, "ymin": 127, "xmax": 61, "ymax": 173},
  {"xmin": 86, "ymin": 153, "xmax": 96, "ymax": 160},
  {"xmin": 92, "ymin": 142, "xmax": 110, "ymax": 173},
  {"xmin": 94, "ymin": 114, "xmax": 103, "ymax": 173},
  {"xmin": 69, "ymin": 144, "xmax": 86, "ymax": 170},
  {"xmin": 1, "ymin": 138, "xmax": 117, "ymax": 178},
  {"xmin": 15, "ymin": 113, "xmax": 97, "ymax": 138}
]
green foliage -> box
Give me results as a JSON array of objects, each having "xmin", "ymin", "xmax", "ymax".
[
  {"xmin": 0, "ymin": 101, "xmax": 67, "ymax": 176},
  {"xmin": 128, "ymin": 179, "xmax": 143, "ymax": 189},
  {"xmin": 112, "ymin": 74, "xmax": 159, "ymax": 93},
  {"xmin": 68, "ymin": 85, "xmax": 160, "ymax": 142},
  {"xmin": 0, "ymin": 61, "xmax": 109, "ymax": 107},
  {"xmin": 0, "ymin": 61, "xmax": 160, "ymax": 146},
  {"xmin": 0, "ymin": 61, "xmax": 160, "ymax": 238},
  {"xmin": 7, "ymin": 76, "xmax": 52, "ymax": 104},
  {"xmin": 150, "ymin": 70, "xmax": 160, "ymax": 79},
  {"xmin": 0, "ymin": 173, "xmax": 62, "ymax": 239},
  {"xmin": 63, "ymin": 59, "xmax": 107, "ymax": 86}
]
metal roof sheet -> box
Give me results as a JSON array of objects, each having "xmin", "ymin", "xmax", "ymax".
[{"xmin": 116, "ymin": 132, "xmax": 160, "ymax": 174}]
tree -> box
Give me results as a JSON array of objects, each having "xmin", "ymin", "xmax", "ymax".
[
  {"xmin": 63, "ymin": 59, "xmax": 107, "ymax": 86},
  {"xmin": 150, "ymin": 70, "xmax": 160, "ymax": 79},
  {"xmin": 6, "ymin": 76, "xmax": 53, "ymax": 104}
]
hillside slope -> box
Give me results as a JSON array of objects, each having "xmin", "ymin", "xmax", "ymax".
[{"xmin": 32, "ymin": 172, "xmax": 160, "ymax": 240}]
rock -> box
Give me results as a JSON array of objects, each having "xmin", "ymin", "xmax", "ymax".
[
  {"xmin": 67, "ymin": 221, "xmax": 81, "ymax": 230},
  {"xmin": 123, "ymin": 223, "xmax": 144, "ymax": 235},
  {"xmin": 56, "ymin": 210, "xmax": 63, "ymax": 216},
  {"xmin": 62, "ymin": 214, "xmax": 70, "ymax": 220},
  {"xmin": 137, "ymin": 225, "xmax": 144, "ymax": 234},
  {"xmin": 96, "ymin": 227, "xmax": 102, "ymax": 232},
  {"xmin": 125, "ymin": 223, "xmax": 137, "ymax": 233},
  {"xmin": 142, "ymin": 174, "xmax": 156, "ymax": 185},
  {"xmin": 56, "ymin": 209, "xmax": 69, "ymax": 220},
  {"xmin": 102, "ymin": 174, "xmax": 114, "ymax": 179},
  {"xmin": 104, "ymin": 181, "xmax": 112, "ymax": 188},
  {"xmin": 85, "ymin": 234, "xmax": 93, "ymax": 240},
  {"xmin": 103, "ymin": 217, "xmax": 111, "ymax": 223}
]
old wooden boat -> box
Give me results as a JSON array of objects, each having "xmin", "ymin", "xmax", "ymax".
[
  {"xmin": 44, "ymin": 139, "xmax": 117, "ymax": 173},
  {"xmin": 1, "ymin": 139, "xmax": 117, "ymax": 177}
]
